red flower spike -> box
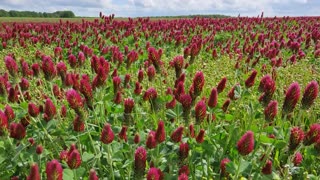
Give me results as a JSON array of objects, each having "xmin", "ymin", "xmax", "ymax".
[
  {"xmin": 282, "ymin": 82, "xmax": 300, "ymax": 115},
  {"xmin": 220, "ymin": 158, "xmax": 231, "ymax": 177},
  {"xmin": 19, "ymin": 78, "xmax": 29, "ymax": 91},
  {"xmin": 66, "ymin": 89, "xmax": 83, "ymax": 111},
  {"xmin": 67, "ymin": 149, "xmax": 82, "ymax": 169},
  {"xmin": 179, "ymin": 165, "xmax": 190, "ymax": 175},
  {"xmin": 112, "ymin": 76, "xmax": 121, "ymax": 94},
  {"xmin": 192, "ymin": 71, "xmax": 205, "ymax": 96},
  {"xmin": 4, "ymin": 105, "xmax": 15, "ymax": 122},
  {"xmin": 36, "ymin": 145, "xmax": 43, "ymax": 155},
  {"xmin": 195, "ymin": 100, "xmax": 206, "ymax": 124},
  {"xmin": 179, "ymin": 142, "xmax": 189, "ymax": 160},
  {"xmin": 155, "ymin": 120, "xmax": 166, "ymax": 143},
  {"xmin": 60, "ymin": 105, "xmax": 67, "ymax": 117},
  {"xmin": 0, "ymin": 111, "xmax": 8, "ymax": 136},
  {"xmin": 178, "ymin": 173, "xmax": 188, "ymax": 180},
  {"xmin": 46, "ymin": 160, "xmax": 63, "ymax": 180},
  {"xmin": 143, "ymin": 87, "xmax": 158, "ymax": 101},
  {"xmin": 171, "ymin": 126, "xmax": 184, "ymax": 143},
  {"xmin": 147, "ymin": 168, "xmax": 162, "ymax": 180},
  {"xmin": 264, "ymin": 100, "xmax": 278, "ymax": 122},
  {"xmin": 301, "ymin": 80, "xmax": 319, "ymax": 109},
  {"xmin": 237, "ymin": 131, "xmax": 254, "ymax": 156},
  {"xmin": 9, "ymin": 122, "xmax": 26, "ymax": 140},
  {"xmin": 42, "ymin": 56, "xmax": 57, "ymax": 81},
  {"xmin": 5, "ymin": 56, "xmax": 18, "ymax": 78},
  {"xmin": 134, "ymin": 146, "xmax": 147, "ymax": 178},
  {"xmin": 146, "ymin": 131, "xmax": 157, "ymax": 149},
  {"xmin": 27, "ymin": 163, "xmax": 41, "ymax": 180},
  {"xmin": 134, "ymin": 133, "xmax": 140, "ymax": 144},
  {"xmin": 134, "ymin": 82, "xmax": 142, "ymax": 95},
  {"xmin": 101, "ymin": 123, "xmax": 114, "ymax": 144},
  {"xmin": 124, "ymin": 98, "xmax": 135, "ymax": 114},
  {"xmin": 293, "ymin": 152, "xmax": 303, "ymax": 166},
  {"xmin": 60, "ymin": 150, "xmax": 68, "ymax": 161},
  {"xmin": 261, "ymin": 160, "xmax": 272, "ymax": 175},
  {"xmin": 303, "ymin": 124, "xmax": 320, "ymax": 146},
  {"xmin": 289, "ymin": 127, "xmax": 304, "ymax": 151},
  {"xmin": 73, "ymin": 116, "xmax": 85, "ymax": 132},
  {"xmin": 44, "ymin": 98, "xmax": 56, "ymax": 122},
  {"xmin": 147, "ymin": 65, "xmax": 156, "ymax": 81},
  {"xmin": 245, "ymin": 69, "xmax": 258, "ymax": 88},
  {"xmin": 28, "ymin": 103, "xmax": 40, "ymax": 117},
  {"xmin": 189, "ymin": 124, "xmax": 195, "ymax": 138},
  {"xmin": 222, "ymin": 99, "xmax": 231, "ymax": 112},
  {"xmin": 196, "ymin": 129, "xmax": 205, "ymax": 143},
  {"xmin": 208, "ymin": 88, "xmax": 218, "ymax": 108},
  {"xmin": 114, "ymin": 91, "xmax": 122, "ymax": 104},
  {"xmin": 89, "ymin": 169, "xmax": 99, "ymax": 180},
  {"xmin": 137, "ymin": 69, "xmax": 144, "ymax": 83},
  {"xmin": 217, "ymin": 77, "xmax": 227, "ymax": 94},
  {"xmin": 118, "ymin": 126, "xmax": 128, "ymax": 142}
]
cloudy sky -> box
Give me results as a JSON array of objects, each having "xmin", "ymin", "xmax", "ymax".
[{"xmin": 0, "ymin": 0, "xmax": 319, "ymax": 17}]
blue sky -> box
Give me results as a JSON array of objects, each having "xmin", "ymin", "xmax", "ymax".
[{"xmin": 0, "ymin": 0, "xmax": 319, "ymax": 17}]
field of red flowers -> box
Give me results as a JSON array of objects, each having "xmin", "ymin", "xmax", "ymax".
[{"xmin": 0, "ymin": 13, "xmax": 319, "ymax": 179}]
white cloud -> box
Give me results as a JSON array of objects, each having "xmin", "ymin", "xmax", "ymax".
[{"xmin": 0, "ymin": 0, "xmax": 318, "ymax": 17}]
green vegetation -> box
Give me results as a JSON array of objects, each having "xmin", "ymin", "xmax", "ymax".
[{"xmin": 0, "ymin": 9, "xmax": 75, "ymax": 18}]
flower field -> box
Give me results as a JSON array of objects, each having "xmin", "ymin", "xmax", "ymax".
[{"xmin": 0, "ymin": 13, "xmax": 319, "ymax": 179}]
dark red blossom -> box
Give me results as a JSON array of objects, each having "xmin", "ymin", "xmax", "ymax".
[
  {"xmin": 192, "ymin": 71, "xmax": 205, "ymax": 96},
  {"xmin": 195, "ymin": 100, "xmax": 206, "ymax": 124},
  {"xmin": 46, "ymin": 160, "xmax": 63, "ymax": 180},
  {"xmin": 178, "ymin": 173, "xmax": 188, "ymax": 180},
  {"xmin": 89, "ymin": 169, "xmax": 99, "ymax": 180},
  {"xmin": 293, "ymin": 152, "xmax": 303, "ymax": 166},
  {"xmin": 301, "ymin": 80, "xmax": 318, "ymax": 109},
  {"xmin": 220, "ymin": 158, "xmax": 231, "ymax": 177},
  {"xmin": 36, "ymin": 145, "xmax": 43, "ymax": 154},
  {"xmin": 264, "ymin": 100, "xmax": 278, "ymax": 122},
  {"xmin": 73, "ymin": 116, "xmax": 85, "ymax": 132},
  {"xmin": 118, "ymin": 126, "xmax": 128, "ymax": 142},
  {"xmin": 4, "ymin": 105, "xmax": 15, "ymax": 122},
  {"xmin": 9, "ymin": 122, "xmax": 26, "ymax": 140},
  {"xmin": 237, "ymin": 131, "xmax": 254, "ymax": 156},
  {"xmin": 44, "ymin": 98, "xmax": 56, "ymax": 122},
  {"xmin": 282, "ymin": 82, "xmax": 300, "ymax": 115},
  {"xmin": 143, "ymin": 87, "xmax": 158, "ymax": 101},
  {"xmin": 217, "ymin": 77, "xmax": 227, "ymax": 93},
  {"xmin": 147, "ymin": 168, "xmax": 162, "ymax": 180},
  {"xmin": 208, "ymin": 88, "xmax": 218, "ymax": 108},
  {"xmin": 303, "ymin": 124, "xmax": 320, "ymax": 146},
  {"xmin": 101, "ymin": 123, "xmax": 114, "ymax": 144},
  {"xmin": 171, "ymin": 126, "xmax": 184, "ymax": 143},
  {"xmin": 245, "ymin": 69, "xmax": 258, "ymax": 88},
  {"xmin": 5, "ymin": 56, "xmax": 18, "ymax": 78},
  {"xmin": 66, "ymin": 89, "xmax": 83, "ymax": 111},
  {"xmin": 42, "ymin": 56, "xmax": 57, "ymax": 81},
  {"xmin": 289, "ymin": 127, "xmax": 304, "ymax": 151},
  {"xmin": 27, "ymin": 163, "xmax": 41, "ymax": 180},
  {"xmin": 222, "ymin": 99, "xmax": 231, "ymax": 112},
  {"xmin": 67, "ymin": 148, "xmax": 82, "ymax": 169},
  {"xmin": 134, "ymin": 147, "xmax": 147, "ymax": 178},
  {"xmin": 124, "ymin": 98, "xmax": 135, "ymax": 114},
  {"xmin": 155, "ymin": 120, "xmax": 166, "ymax": 143},
  {"xmin": 179, "ymin": 142, "xmax": 189, "ymax": 160},
  {"xmin": 261, "ymin": 160, "xmax": 272, "ymax": 175},
  {"xmin": 196, "ymin": 129, "xmax": 205, "ymax": 143},
  {"xmin": 179, "ymin": 165, "xmax": 189, "ymax": 176},
  {"xmin": 146, "ymin": 131, "xmax": 157, "ymax": 149}
]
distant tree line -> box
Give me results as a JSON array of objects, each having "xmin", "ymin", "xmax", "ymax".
[{"xmin": 0, "ymin": 9, "xmax": 76, "ymax": 18}]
